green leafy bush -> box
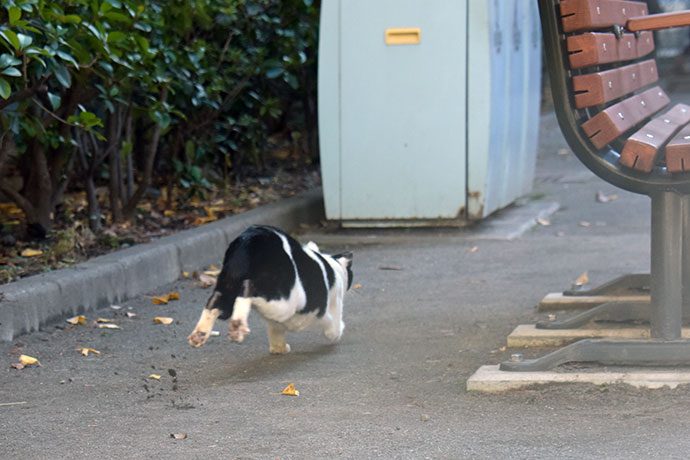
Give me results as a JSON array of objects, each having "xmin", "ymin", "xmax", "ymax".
[{"xmin": 0, "ymin": 0, "xmax": 320, "ymax": 235}]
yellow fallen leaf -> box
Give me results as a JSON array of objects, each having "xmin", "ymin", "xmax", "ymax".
[
  {"xmin": 19, "ymin": 355, "xmax": 40, "ymax": 366},
  {"xmin": 67, "ymin": 315, "xmax": 86, "ymax": 326},
  {"xmin": 182, "ymin": 271, "xmax": 190, "ymax": 278},
  {"xmin": 164, "ymin": 210, "xmax": 176, "ymax": 217},
  {"xmin": 149, "ymin": 374, "xmax": 161, "ymax": 380},
  {"xmin": 204, "ymin": 206, "xmax": 217, "ymax": 220},
  {"xmin": 21, "ymin": 248, "xmax": 43, "ymax": 257},
  {"xmin": 209, "ymin": 265, "xmax": 218, "ymax": 271},
  {"xmin": 353, "ymin": 284, "xmax": 362, "ymax": 289},
  {"xmin": 77, "ymin": 347, "xmax": 101, "ymax": 356},
  {"xmin": 0, "ymin": 203, "xmax": 19, "ymax": 212},
  {"xmin": 153, "ymin": 292, "xmax": 180, "ymax": 305},
  {"xmin": 192, "ymin": 216, "xmax": 215, "ymax": 226},
  {"xmin": 98, "ymin": 323, "xmax": 120, "ymax": 329},
  {"xmin": 154, "ymin": 317, "xmax": 174, "ymax": 325},
  {"xmin": 153, "ymin": 295, "xmax": 169, "ymax": 305},
  {"xmin": 204, "ymin": 269, "xmax": 221, "ymax": 277},
  {"xmin": 281, "ymin": 383, "xmax": 300, "ymax": 396},
  {"xmin": 96, "ymin": 318, "xmax": 112, "ymax": 323},
  {"xmin": 574, "ymin": 271, "xmax": 589, "ymax": 286}
]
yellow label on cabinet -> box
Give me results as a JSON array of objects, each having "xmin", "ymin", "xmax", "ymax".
[{"xmin": 385, "ymin": 28, "xmax": 421, "ymax": 45}]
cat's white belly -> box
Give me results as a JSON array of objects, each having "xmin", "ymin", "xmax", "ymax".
[{"xmin": 251, "ymin": 296, "xmax": 321, "ymax": 332}]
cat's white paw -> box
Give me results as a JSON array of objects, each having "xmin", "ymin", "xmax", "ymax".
[
  {"xmin": 324, "ymin": 321, "xmax": 345, "ymax": 343},
  {"xmin": 270, "ymin": 343, "xmax": 291, "ymax": 354},
  {"xmin": 188, "ymin": 330, "xmax": 209, "ymax": 347},
  {"xmin": 229, "ymin": 319, "xmax": 250, "ymax": 343}
]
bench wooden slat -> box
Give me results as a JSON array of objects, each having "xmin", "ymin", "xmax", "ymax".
[
  {"xmin": 561, "ymin": 0, "xmax": 648, "ymax": 33},
  {"xmin": 627, "ymin": 10, "xmax": 690, "ymax": 32},
  {"xmin": 619, "ymin": 104, "xmax": 690, "ymax": 172},
  {"xmin": 573, "ymin": 59, "xmax": 658, "ymax": 108},
  {"xmin": 567, "ymin": 31, "xmax": 654, "ymax": 69},
  {"xmin": 581, "ymin": 86, "xmax": 670, "ymax": 149},
  {"xmin": 665, "ymin": 125, "xmax": 690, "ymax": 173}
]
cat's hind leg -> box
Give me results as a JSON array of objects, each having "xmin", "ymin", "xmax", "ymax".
[
  {"xmin": 322, "ymin": 294, "xmax": 345, "ymax": 343},
  {"xmin": 267, "ymin": 320, "xmax": 291, "ymax": 354},
  {"xmin": 229, "ymin": 296, "xmax": 252, "ymax": 343}
]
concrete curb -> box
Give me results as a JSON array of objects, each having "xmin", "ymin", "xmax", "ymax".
[{"xmin": 0, "ymin": 188, "xmax": 325, "ymax": 341}]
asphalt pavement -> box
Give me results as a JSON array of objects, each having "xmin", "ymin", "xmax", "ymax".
[{"xmin": 4, "ymin": 112, "xmax": 690, "ymax": 459}]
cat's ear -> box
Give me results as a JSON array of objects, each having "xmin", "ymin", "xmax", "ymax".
[{"xmin": 334, "ymin": 251, "xmax": 353, "ymax": 268}]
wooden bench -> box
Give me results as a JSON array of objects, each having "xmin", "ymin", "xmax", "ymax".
[{"xmin": 501, "ymin": 0, "xmax": 690, "ymax": 372}]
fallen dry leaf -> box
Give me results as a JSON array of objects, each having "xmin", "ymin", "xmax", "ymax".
[
  {"xmin": 579, "ymin": 221, "xmax": 591, "ymax": 227},
  {"xmin": 126, "ymin": 312, "xmax": 137, "ymax": 318},
  {"xmin": 204, "ymin": 269, "xmax": 221, "ymax": 277},
  {"xmin": 96, "ymin": 318, "xmax": 112, "ymax": 323},
  {"xmin": 182, "ymin": 271, "xmax": 190, "ymax": 278},
  {"xmin": 281, "ymin": 383, "xmax": 300, "ymax": 396},
  {"xmin": 77, "ymin": 347, "xmax": 101, "ymax": 357},
  {"xmin": 596, "ymin": 191, "xmax": 618, "ymax": 203},
  {"xmin": 557, "ymin": 148, "xmax": 570, "ymax": 156},
  {"xmin": 153, "ymin": 292, "xmax": 180, "ymax": 305},
  {"xmin": 536, "ymin": 217, "xmax": 551, "ymax": 226},
  {"xmin": 469, "ymin": 246, "xmax": 479, "ymax": 253},
  {"xmin": 66, "ymin": 315, "xmax": 86, "ymax": 326},
  {"xmin": 154, "ymin": 317, "xmax": 174, "ymax": 325},
  {"xmin": 199, "ymin": 274, "xmax": 216, "ymax": 288},
  {"xmin": 170, "ymin": 434, "xmax": 187, "ymax": 440},
  {"xmin": 353, "ymin": 284, "xmax": 362, "ymax": 289},
  {"xmin": 149, "ymin": 374, "xmax": 161, "ymax": 380},
  {"xmin": 152, "ymin": 295, "xmax": 168, "ymax": 305},
  {"xmin": 97, "ymin": 323, "xmax": 120, "ymax": 329},
  {"xmin": 574, "ymin": 271, "xmax": 589, "ymax": 286},
  {"xmin": 10, "ymin": 363, "xmax": 25, "ymax": 370},
  {"xmin": 19, "ymin": 355, "xmax": 40, "ymax": 366},
  {"xmin": 379, "ymin": 265, "xmax": 404, "ymax": 271},
  {"xmin": 20, "ymin": 248, "xmax": 43, "ymax": 257},
  {"xmin": 110, "ymin": 305, "xmax": 122, "ymax": 310}
]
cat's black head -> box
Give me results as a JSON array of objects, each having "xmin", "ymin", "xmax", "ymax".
[{"xmin": 334, "ymin": 251, "xmax": 353, "ymax": 290}]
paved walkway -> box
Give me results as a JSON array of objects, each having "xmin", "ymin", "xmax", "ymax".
[{"xmin": 4, "ymin": 113, "xmax": 690, "ymax": 459}]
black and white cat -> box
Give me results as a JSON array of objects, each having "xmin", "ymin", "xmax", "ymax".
[{"xmin": 188, "ymin": 225, "xmax": 353, "ymax": 353}]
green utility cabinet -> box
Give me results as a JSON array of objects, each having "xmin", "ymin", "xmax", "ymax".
[{"xmin": 318, "ymin": 0, "xmax": 542, "ymax": 226}]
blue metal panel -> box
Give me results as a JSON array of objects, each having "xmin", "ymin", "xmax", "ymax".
[
  {"xmin": 318, "ymin": 0, "xmax": 541, "ymax": 225},
  {"xmin": 317, "ymin": 0, "xmax": 342, "ymax": 218},
  {"xmin": 480, "ymin": 0, "xmax": 511, "ymax": 217},
  {"xmin": 518, "ymin": 0, "xmax": 543, "ymax": 197},
  {"xmin": 337, "ymin": 0, "xmax": 467, "ymax": 222}
]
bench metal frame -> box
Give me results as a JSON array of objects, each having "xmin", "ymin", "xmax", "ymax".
[{"xmin": 501, "ymin": 0, "xmax": 690, "ymax": 372}]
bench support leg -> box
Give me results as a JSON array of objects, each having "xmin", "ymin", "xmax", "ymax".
[
  {"xmin": 562, "ymin": 273, "xmax": 649, "ymax": 297},
  {"xmin": 499, "ymin": 339, "xmax": 690, "ymax": 371},
  {"xmin": 502, "ymin": 191, "xmax": 687, "ymax": 371},
  {"xmin": 536, "ymin": 301, "xmax": 649, "ymax": 329}
]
